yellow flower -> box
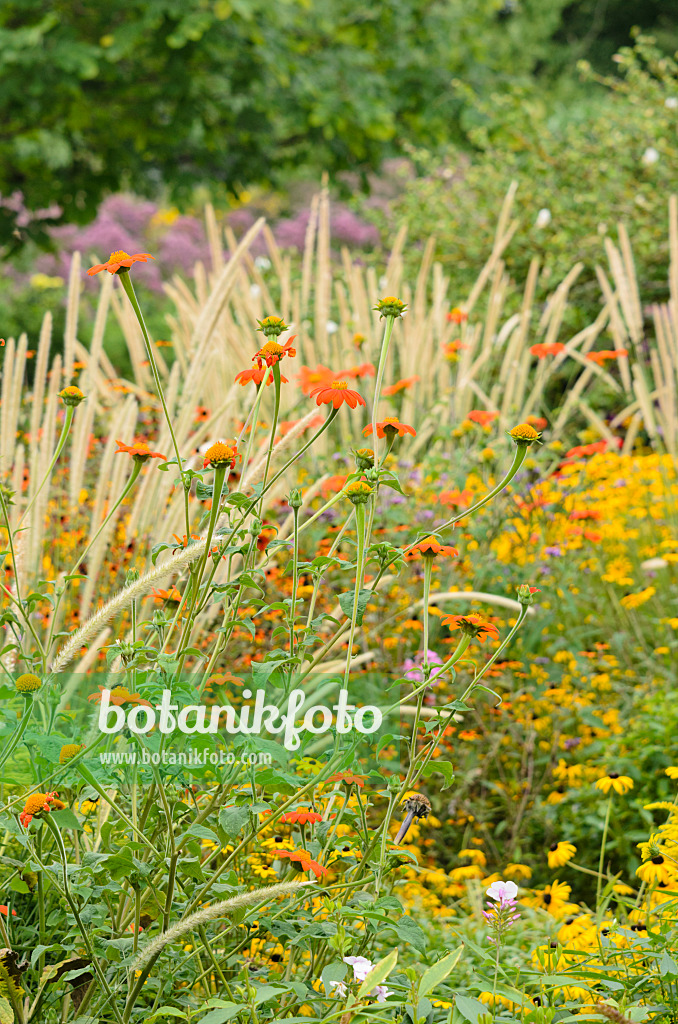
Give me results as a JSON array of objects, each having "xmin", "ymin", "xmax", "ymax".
[
  {"xmin": 620, "ymin": 587, "xmax": 656, "ymax": 610},
  {"xmin": 508, "ymin": 423, "xmax": 541, "ymax": 446},
  {"xmin": 458, "ymin": 848, "xmax": 487, "ymax": 866},
  {"xmin": 59, "ymin": 743, "xmax": 84, "ymax": 764},
  {"xmin": 344, "ymin": 480, "xmax": 372, "ymax": 505},
  {"xmin": 547, "ymin": 842, "xmax": 576, "ymax": 868},
  {"xmin": 636, "ymin": 855, "xmax": 675, "ymax": 886},
  {"xmin": 525, "ymin": 879, "xmax": 573, "ymax": 918},
  {"xmin": 505, "ymin": 863, "xmax": 532, "ymax": 880},
  {"xmin": 58, "ymin": 385, "xmax": 86, "ymax": 406},
  {"xmin": 665, "ymin": 767, "xmax": 678, "ymax": 780},
  {"xmin": 595, "ymin": 773, "xmax": 634, "ymax": 796},
  {"xmin": 15, "ymin": 673, "xmax": 42, "ymax": 692}
]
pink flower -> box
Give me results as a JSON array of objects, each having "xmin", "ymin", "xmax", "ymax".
[
  {"xmin": 344, "ymin": 955, "xmax": 374, "ymax": 981},
  {"xmin": 486, "ymin": 880, "xmax": 518, "ymax": 905}
]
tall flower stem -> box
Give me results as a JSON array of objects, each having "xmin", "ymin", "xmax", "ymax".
[
  {"xmin": 118, "ymin": 271, "xmax": 190, "ymax": 537},
  {"xmin": 458, "ymin": 605, "xmax": 529, "ymax": 704},
  {"xmin": 0, "ymin": 697, "xmax": 35, "ymax": 773},
  {"xmin": 421, "ymin": 559, "xmax": 433, "ymax": 676},
  {"xmin": 258, "ymin": 363, "xmax": 282, "ymax": 516},
  {"xmin": 596, "ymin": 794, "xmax": 613, "ymax": 911},
  {"xmin": 43, "ymin": 814, "xmax": 125, "ymax": 1024},
  {"xmin": 17, "ymin": 406, "xmax": 75, "ymax": 530},
  {"xmin": 370, "ymin": 316, "xmax": 395, "ymax": 468},
  {"xmin": 343, "ymin": 502, "xmax": 367, "ymax": 688},
  {"xmin": 240, "ymin": 369, "xmax": 273, "ymax": 486}
]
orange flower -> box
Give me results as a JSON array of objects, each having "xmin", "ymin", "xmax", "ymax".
[
  {"xmin": 439, "ymin": 488, "xmax": 473, "ymax": 508},
  {"xmin": 382, "ymin": 376, "xmax": 419, "ymax": 396},
  {"xmin": 203, "ymin": 441, "xmax": 240, "ymax": 469},
  {"xmin": 447, "ymin": 307, "xmax": 468, "ymax": 323},
  {"xmin": 235, "ymin": 366, "xmax": 279, "ymax": 387},
  {"xmin": 194, "ymin": 406, "xmax": 210, "ymax": 421},
  {"xmin": 280, "ymin": 810, "xmax": 323, "ymax": 825},
  {"xmin": 587, "ymin": 349, "xmax": 628, "ymax": 366},
  {"xmin": 172, "ymin": 533, "xmax": 201, "ymax": 552},
  {"xmin": 363, "ymin": 416, "xmax": 416, "ymax": 439},
  {"xmin": 253, "ymin": 336, "xmax": 297, "ymax": 369},
  {"xmin": 151, "ymin": 586, "xmax": 183, "ymax": 604},
  {"xmin": 275, "ymin": 849, "xmax": 328, "ymax": 878},
  {"xmin": 309, "ymin": 380, "xmax": 366, "ymax": 410},
  {"xmin": 87, "ymin": 251, "xmax": 155, "ymax": 276},
  {"xmin": 409, "ymin": 536, "xmax": 458, "ymax": 559},
  {"xmin": 88, "ymin": 686, "xmax": 152, "ymax": 707},
  {"xmin": 564, "ymin": 439, "xmax": 620, "ymax": 459},
  {"xmin": 530, "ymin": 342, "xmax": 566, "ymax": 358},
  {"xmin": 0, "ymin": 906, "xmax": 17, "ymax": 917},
  {"xmin": 526, "ymin": 415, "xmax": 548, "ymax": 431},
  {"xmin": 115, "ymin": 439, "xmax": 167, "ymax": 462},
  {"xmin": 342, "ymin": 362, "xmax": 375, "ymax": 379},
  {"xmin": 569, "ymin": 509, "xmax": 602, "ymax": 521},
  {"xmin": 297, "ymin": 365, "xmax": 334, "ymax": 395},
  {"xmin": 19, "ymin": 791, "xmax": 63, "ymax": 828},
  {"xmin": 443, "ymin": 338, "xmax": 467, "ymax": 361},
  {"xmin": 327, "ymin": 771, "xmax": 366, "ymax": 788},
  {"xmin": 467, "ymin": 410, "xmax": 498, "ymax": 427},
  {"xmin": 320, "ymin": 474, "xmax": 348, "ymax": 498},
  {"xmin": 441, "ymin": 613, "xmax": 500, "ymax": 643}
]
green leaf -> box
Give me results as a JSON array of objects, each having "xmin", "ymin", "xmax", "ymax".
[
  {"xmin": 218, "ymin": 806, "xmax": 250, "ymax": 840},
  {"xmin": 338, "ymin": 588, "xmax": 371, "ymax": 626},
  {"xmin": 419, "ymin": 946, "xmax": 464, "ymax": 997},
  {"xmin": 51, "ymin": 808, "xmax": 84, "ymax": 831},
  {"xmin": 395, "ymin": 914, "xmax": 427, "ymax": 953},
  {"xmin": 455, "ymin": 995, "xmax": 488, "ymax": 1024},
  {"xmin": 421, "ymin": 758, "xmax": 455, "ymax": 790},
  {"xmin": 321, "ymin": 960, "xmax": 347, "ymax": 995},
  {"xmin": 147, "ymin": 1008, "xmax": 188, "ymax": 1022},
  {"xmin": 198, "ymin": 1006, "xmax": 242, "ymax": 1024},
  {"xmin": 659, "ymin": 952, "xmax": 678, "ymax": 978},
  {"xmin": 185, "ymin": 824, "xmax": 220, "ymax": 844},
  {"xmin": 357, "ymin": 948, "xmax": 398, "ymax": 999}
]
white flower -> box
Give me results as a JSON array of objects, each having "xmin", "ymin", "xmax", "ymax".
[
  {"xmin": 344, "ymin": 955, "xmax": 374, "ymax": 981},
  {"xmin": 665, "ymin": 97, "xmax": 678, "ymax": 110},
  {"xmin": 249, "ymin": 283, "xmax": 262, "ymax": 297},
  {"xmin": 326, "ymin": 320, "xmax": 339, "ymax": 334},
  {"xmin": 329, "ymin": 980, "xmax": 348, "ymax": 997},
  {"xmin": 374, "ymin": 985, "xmax": 392, "ymax": 1003},
  {"xmin": 486, "ymin": 879, "xmax": 518, "ymax": 903},
  {"xmin": 535, "ymin": 208, "xmax": 551, "ymax": 229},
  {"xmin": 641, "ymin": 147, "xmax": 660, "ymax": 167},
  {"xmin": 254, "ymin": 255, "xmax": 271, "ymax": 270}
]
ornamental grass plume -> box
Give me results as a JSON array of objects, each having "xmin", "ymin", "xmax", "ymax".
[{"xmin": 131, "ymin": 881, "xmax": 313, "ymax": 970}]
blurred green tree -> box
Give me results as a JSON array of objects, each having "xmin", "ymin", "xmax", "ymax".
[{"xmin": 0, "ymin": 0, "xmax": 573, "ymax": 243}]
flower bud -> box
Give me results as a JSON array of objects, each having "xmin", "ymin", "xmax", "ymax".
[
  {"xmin": 256, "ymin": 315, "xmax": 288, "ymax": 337},
  {"xmin": 58, "ymin": 386, "xmax": 85, "ymax": 407},
  {"xmin": 516, "ymin": 584, "xmax": 540, "ymax": 605},
  {"xmin": 353, "ymin": 447, "xmax": 374, "ymax": 470},
  {"xmin": 344, "ymin": 481, "xmax": 372, "ymax": 506},
  {"xmin": 287, "ymin": 488, "xmax": 303, "ymax": 510},
  {"xmin": 374, "ymin": 296, "xmax": 407, "ymax": 319}
]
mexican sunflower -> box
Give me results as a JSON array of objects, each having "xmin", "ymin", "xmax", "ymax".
[
  {"xmin": 253, "ymin": 337, "xmax": 296, "ymax": 369},
  {"xmin": 280, "ymin": 810, "xmax": 323, "ymax": 825},
  {"xmin": 87, "ymin": 251, "xmax": 155, "ymax": 276},
  {"xmin": 441, "ymin": 613, "xmax": 500, "ymax": 643},
  {"xmin": 115, "ymin": 440, "xmax": 166, "ymax": 462},
  {"xmin": 235, "ymin": 366, "xmax": 280, "ymax": 387},
  {"xmin": 88, "ymin": 686, "xmax": 152, "ymax": 707},
  {"xmin": 19, "ymin": 791, "xmax": 64, "ymax": 828},
  {"xmin": 363, "ymin": 417, "xmax": 416, "ymax": 439},
  {"xmin": 409, "ymin": 536, "xmax": 458, "ymax": 559},
  {"xmin": 309, "ymin": 380, "xmax": 365, "ymax": 410},
  {"xmin": 275, "ymin": 849, "xmax": 328, "ymax": 879}
]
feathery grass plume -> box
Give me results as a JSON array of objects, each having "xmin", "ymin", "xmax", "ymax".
[
  {"xmin": 595, "ymin": 1004, "xmax": 634, "ymax": 1024},
  {"xmin": 131, "ymin": 881, "xmax": 313, "ymax": 970},
  {"xmin": 50, "ymin": 540, "xmax": 210, "ymax": 672}
]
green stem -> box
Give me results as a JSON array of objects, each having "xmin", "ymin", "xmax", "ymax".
[
  {"xmin": 0, "ymin": 697, "xmax": 35, "ymax": 773},
  {"xmin": 117, "ymin": 270, "xmax": 190, "ymax": 537},
  {"xmin": 64, "ymin": 460, "xmax": 143, "ymax": 579},
  {"xmin": 258, "ymin": 362, "xmax": 282, "ymax": 515},
  {"xmin": 597, "ymin": 794, "xmax": 613, "ymax": 911},
  {"xmin": 342, "ymin": 502, "xmax": 367, "ymax": 688},
  {"xmin": 370, "ymin": 316, "xmax": 395, "ymax": 468},
  {"xmin": 43, "ymin": 814, "xmax": 125, "ymax": 1024},
  {"xmin": 17, "ymin": 407, "xmax": 75, "ymax": 530}
]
